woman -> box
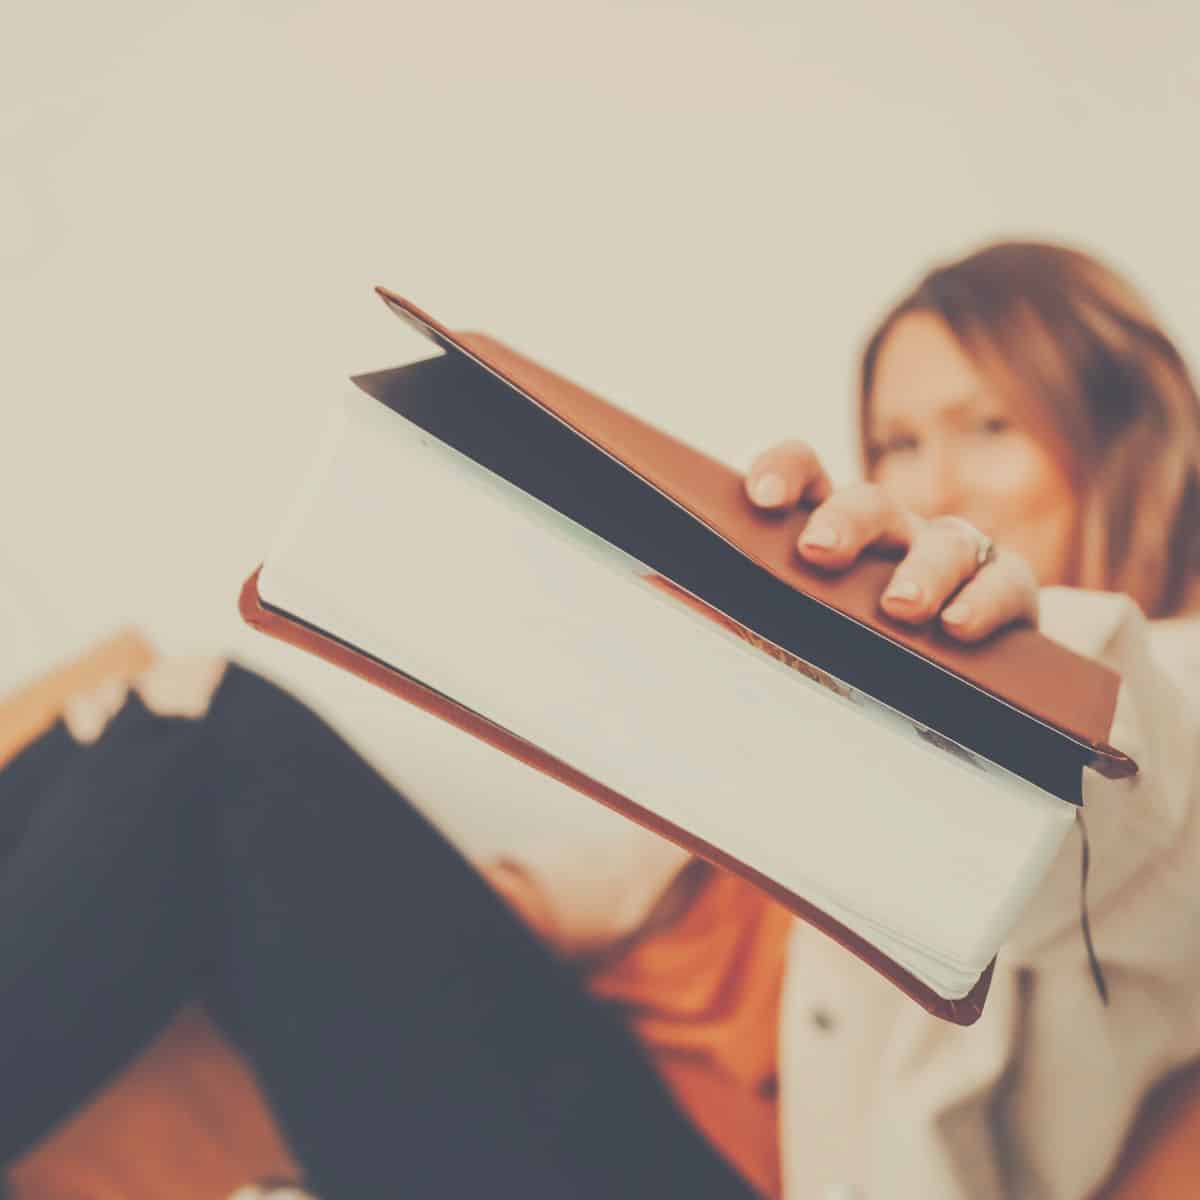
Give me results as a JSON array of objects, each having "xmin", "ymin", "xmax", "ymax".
[
  {"xmin": 738, "ymin": 241, "xmax": 1200, "ymax": 1199},
  {"xmin": 4, "ymin": 240, "xmax": 1199, "ymax": 1200}
]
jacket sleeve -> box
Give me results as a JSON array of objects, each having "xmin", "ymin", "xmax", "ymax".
[
  {"xmin": 1005, "ymin": 587, "xmax": 1200, "ymax": 960},
  {"xmin": 998, "ymin": 588, "xmax": 1200, "ymax": 1198}
]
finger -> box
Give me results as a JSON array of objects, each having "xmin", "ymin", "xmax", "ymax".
[
  {"xmin": 744, "ymin": 440, "xmax": 834, "ymax": 510},
  {"xmin": 939, "ymin": 551, "xmax": 1039, "ymax": 643},
  {"xmin": 879, "ymin": 518, "xmax": 989, "ymax": 623},
  {"xmin": 797, "ymin": 481, "xmax": 919, "ymax": 568}
]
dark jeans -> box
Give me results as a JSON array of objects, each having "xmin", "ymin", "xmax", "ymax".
[{"xmin": 0, "ymin": 663, "xmax": 760, "ymax": 1200}]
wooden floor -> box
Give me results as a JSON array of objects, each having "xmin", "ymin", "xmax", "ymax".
[{"xmin": 9, "ymin": 1007, "xmax": 296, "ymax": 1200}]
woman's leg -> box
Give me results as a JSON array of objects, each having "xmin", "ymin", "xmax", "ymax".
[
  {"xmin": 1, "ymin": 662, "xmax": 761, "ymax": 1200},
  {"xmin": 0, "ymin": 697, "xmax": 216, "ymax": 1158},
  {"xmin": 198, "ymin": 664, "xmax": 762, "ymax": 1200}
]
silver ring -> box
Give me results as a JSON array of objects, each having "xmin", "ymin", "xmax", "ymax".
[{"xmin": 933, "ymin": 515, "xmax": 997, "ymax": 570}]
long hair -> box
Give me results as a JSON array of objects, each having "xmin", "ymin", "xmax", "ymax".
[{"xmin": 859, "ymin": 241, "xmax": 1200, "ymax": 618}]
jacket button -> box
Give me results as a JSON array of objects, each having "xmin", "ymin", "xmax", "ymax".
[{"xmin": 811, "ymin": 1007, "xmax": 836, "ymax": 1032}]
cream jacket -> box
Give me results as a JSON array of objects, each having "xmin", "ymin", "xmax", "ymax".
[{"xmin": 503, "ymin": 588, "xmax": 1200, "ymax": 1200}]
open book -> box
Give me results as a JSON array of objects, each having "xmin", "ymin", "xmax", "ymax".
[{"xmin": 240, "ymin": 289, "xmax": 1135, "ymax": 1025}]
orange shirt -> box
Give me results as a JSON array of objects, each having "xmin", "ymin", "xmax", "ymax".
[{"xmin": 489, "ymin": 860, "xmax": 793, "ymax": 1199}]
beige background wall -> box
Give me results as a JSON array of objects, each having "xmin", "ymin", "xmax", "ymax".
[{"xmin": 3, "ymin": 0, "xmax": 1198, "ymax": 850}]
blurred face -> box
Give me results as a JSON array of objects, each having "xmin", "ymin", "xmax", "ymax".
[{"xmin": 865, "ymin": 311, "xmax": 1079, "ymax": 586}]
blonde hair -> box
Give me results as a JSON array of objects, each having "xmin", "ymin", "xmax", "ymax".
[{"xmin": 859, "ymin": 241, "xmax": 1200, "ymax": 618}]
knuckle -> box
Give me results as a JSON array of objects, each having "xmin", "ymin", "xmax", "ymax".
[
  {"xmin": 930, "ymin": 518, "xmax": 981, "ymax": 563},
  {"xmin": 910, "ymin": 525, "xmax": 967, "ymax": 574},
  {"xmin": 776, "ymin": 439, "xmax": 820, "ymax": 466},
  {"xmin": 818, "ymin": 500, "xmax": 869, "ymax": 544},
  {"xmin": 1003, "ymin": 549, "xmax": 1039, "ymax": 591},
  {"xmin": 821, "ymin": 483, "xmax": 890, "ymax": 536},
  {"xmin": 984, "ymin": 554, "xmax": 1032, "ymax": 603},
  {"xmin": 839, "ymin": 480, "xmax": 888, "ymax": 513},
  {"xmin": 950, "ymin": 568, "xmax": 1029, "ymax": 632},
  {"xmin": 753, "ymin": 440, "xmax": 817, "ymax": 477},
  {"xmin": 961, "ymin": 575, "xmax": 1005, "ymax": 616}
]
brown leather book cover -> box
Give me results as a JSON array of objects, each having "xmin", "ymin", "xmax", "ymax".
[
  {"xmin": 238, "ymin": 288, "xmax": 1136, "ymax": 1026},
  {"xmin": 374, "ymin": 289, "xmax": 1134, "ymax": 780}
]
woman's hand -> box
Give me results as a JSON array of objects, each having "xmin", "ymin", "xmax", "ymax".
[{"xmin": 744, "ymin": 441, "xmax": 1039, "ymax": 643}]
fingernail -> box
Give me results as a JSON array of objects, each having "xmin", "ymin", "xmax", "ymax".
[
  {"xmin": 749, "ymin": 473, "xmax": 787, "ymax": 507},
  {"xmin": 884, "ymin": 579, "xmax": 922, "ymax": 604},
  {"xmin": 942, "ymin": 601, "xmax": 971, "ymax": 625},
  {"xmin": 800, "ymin": 521, "xmax": 839, "ymax": 549}
]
